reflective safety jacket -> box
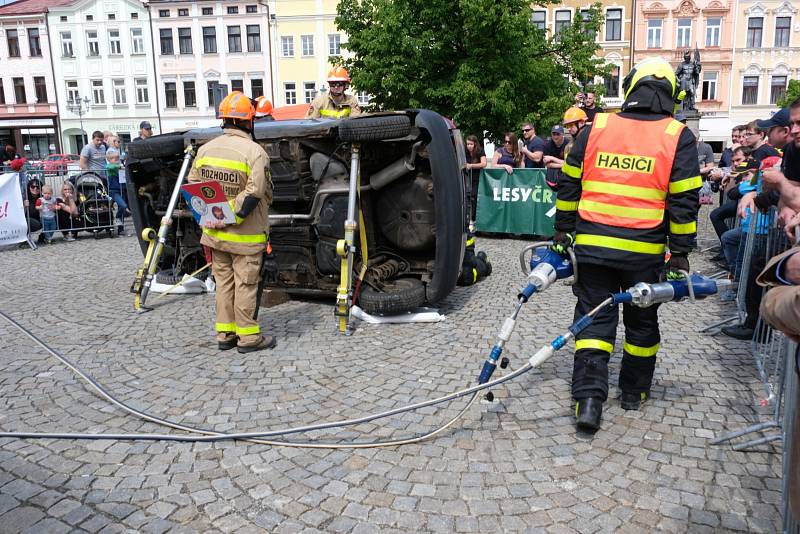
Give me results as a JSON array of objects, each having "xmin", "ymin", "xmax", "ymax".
[
  {"xmin": 188, "ymin": 128, "xmax": 273, "ymax": 255},
  {"xmin": 306, "ymin": 92, "xmax": 361, "ymax": 119},
  {"xmin": 555, "ymin": 112, "xmax": 701, "ymax": 269}
]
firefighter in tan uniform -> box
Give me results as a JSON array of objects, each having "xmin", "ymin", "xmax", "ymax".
[
  {"xmin": 306, "ymin": 67, "xmax": 362, "ymax": 119},
  {"xmin": 188, "ymin": 92, "xmax": 276, "ymax": 353}
]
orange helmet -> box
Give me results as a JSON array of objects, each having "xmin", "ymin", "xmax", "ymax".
[
  {"xmin": 562, "ymin": 106, "xmax": 588, "ymax": 126},
  {"xmin": 218, "ymin": 91, "xmax": 255, "ymax": 121},
  {"xmin": 327, "ymin": 66, "xmax": 351, "ymax": 83},
  {"xmin": 254, "ymin": 96, "xmax": 273, "ymax": 117}
]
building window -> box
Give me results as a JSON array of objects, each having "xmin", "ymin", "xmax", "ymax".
[
  {"xmin": 87, "ymin": 31, "xmax": 99, "ymax": 56},
  {"xmin": 579, "ymin": 10, "xmax": 595, "ymax": 40},
  {"xmin": 231, "ymin": 79, "xmax": 244, "ymax": 93},
  {"xmin": 203, "ymin": 27, "xmax": 217, "ymax": 53},
  {"xmin": 775, "ymin": 17, "xmax": 791, "ymax": 47},
  {"xmin": 303, "ymin": 82, "xmax": 316, "ymax": 103},
  {"xmin": 6, "ymin": 30, "xmax": 19, "ymax": 57},
  {"xmin": 647, "ymin": 19, "xmax": 662, "ymax": 48},
  {"xmin": 34, "ymin": 77, "xmax": 47, "ymax": 103},
  {"xmin": 131, "ymin": 28, "xmax": 145, "ymax": 54},
  {"xmin": 604, "ymin": 65, "xmax": 620, "ymax": 98},
  {"xmin": 202, "ymin": 7, "xmax": 213, "ymax": 16},
  {"xmin": 60, "ymin": 16, "xmax": 67, "ymax": 22},
  {"xmin": 531, "ymin": 11, "xmax": 546, "ymax": 31},
  {"xmin": 357, "ymin": 91, "xmax": 370, "ymax": 105},
  {"xmin": 676, "ymin": 18, "xmax": 691, "ymax": 48},
  {"xmin": 61, "ymin": 32, "xmax": 74, "ymax": 57},
  {"xmin": 227, "ymin": 6, "xmax": 238, "ymax": 14},
  {"xmin": 328, "ymin": 34, "xmax": 341, "ymax": 55},
  {"xmin": 108, "ymin": 14, "xmax": 115, "ymax": 20},
  {"xmin": 92, "ymin": 79, "xmax": 105, "ymax": 104},
  {"xmin": 605, "ymin": 9, "xmax": 622, "ymax": 41},
  {"xmin": 178, "ymin": 8, "xmax": 188, "ymax": 16},
  {"xmin": 109, "ymin": 30, "xmax": 122, "ymax": 55},
  {"xmin": 742, "ymin": 76, "xmax": 759, "ymax": 105},
  {"xmin": 28, "ymin": 29, "xmax": 41, "ymax": 57},
  {"xmin": 135, "ymin": 78, "xmax": 149, "ymax": 104},
  {"xmin": 301, "ymin": 35, "xmax": 314, "ymax": 56},
  {"xmin": 66, "ymin": 80, "xmax": 79, "ymax": 103},
  {"xmin": 705, "ymin": 17, "xmax": 721, "ymax": 47},
  {"xmin": 160, "ymin": 29, "xmax": 174, "ymax": 55},
  {"xmin": 771, "ymin": 75, "xmax": 787, "ymax": 104},
  {"xmin": 131, "ymin": 13, "xmax": 138, "ymax": 19},
  {"xmin": 702, "ymin": 71, "xmax": 718, "ymax": 101},
  {"xmin": 113, "ymin": 79, "xmax": 126, "ymax": 104},
  {"xmin": 207, "ymin": 81, "xmax": 216, "ymax": 107},
  {"xmin": 284, "ymin": 82, "xmax": 297, "ymax": 105},
  {"xmin": 555, "ymin": 10, "xmax": 571, "ymax": 37},
  {"xmin": 165, "ymin": 82, "xmax": 177, "ymax": 107},
  {"xmin": 158, "ymin": 9, "xmax": 169, "ymax": 17},
  {"xmin": 86, "ymin": 14, "xmax": 93, "ymax": 21},
  {"xmin": 12, "ymin": 77, "xmax": 25, "ymax": 104},
  {"xmin": 246, "ymin": 5, "xmax": 257, "ymax": 13},
  {"xmin": 247, "ymin": 25, "xmax": 261, "ymax": 52},
  {"xmin": 178, "ymin": 28, "xmax": 192, "ymax": 54},
  {"xmin": 0, "ymin": 81, "xmax": 5, "ymax": 104},
  {"xmin": 747, "ymin": 17, "xmax": 763, "ymax": 48},
  {"xmin": 228, "ymin": 26, "xmax": 242, "ymax": 53},
  {"xmin": 183, "ymin": 80, "xmax": 196, "ymax": 107},
  {"xmin": 251, "ymin": 78, "xmax": 263, "ymax": 98},
  {"xmin": 281, "ymin": 36, "xmax": 294, "ymax": 57}
]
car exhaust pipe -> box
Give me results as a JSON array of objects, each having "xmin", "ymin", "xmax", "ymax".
[{"xmin": 369, "ymin": 140, "xmax": 424, "ymax": 190}]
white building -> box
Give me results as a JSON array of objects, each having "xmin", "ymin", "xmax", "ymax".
[
  {"xmin": 145, "ymin": 0, "xmax": 274, "ymax": 132},
  {"xmin": 47, "ymin": 0, "xmax": 159, "ymax": 152}
]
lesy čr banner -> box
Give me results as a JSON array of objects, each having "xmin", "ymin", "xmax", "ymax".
[
  {"xmin": 476, "ymin": 168, "xmax": 556, "ymax": 236},
  {"xmin": 0, "ymin": 173, "xmax": 28, "ymax": 246}
]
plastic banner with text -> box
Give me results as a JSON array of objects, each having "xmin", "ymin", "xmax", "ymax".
[
  {"xmin": 0, "ymin": 173, "xmax": 28, "ymax": 246},
  {"xmin": 476, "ymin": 168, "xmax": 556, "ymax": 235}
]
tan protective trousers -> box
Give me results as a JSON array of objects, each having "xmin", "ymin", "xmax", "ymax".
[{"xmin": 212, "ymin": 249, "xmax": 262, "ymax": 347}]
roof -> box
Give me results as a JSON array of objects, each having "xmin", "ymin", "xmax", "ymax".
[{"xmin": 0, "ymin": 0, "xmax": 75, "ymax": 15}]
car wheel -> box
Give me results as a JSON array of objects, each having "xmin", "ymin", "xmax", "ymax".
[
  {"xmin": 127, "ymin": 133, "xmax": 185, "ymax": 160},
  {"xmin": 338, "ymin": 115, "xmax": 411, "ymax": 142},
  {"xmin": 358, "ymin": 277, "xmax": 426, "ymax": 315}
]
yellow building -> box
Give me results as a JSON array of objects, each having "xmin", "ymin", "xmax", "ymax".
[
  {"xmin": 271, "ymin": 0, "xmax": 367, "ymax": 107},
  {"xmin": 533, "ymin": 0, "xmax": 634, "ymax": 110}
]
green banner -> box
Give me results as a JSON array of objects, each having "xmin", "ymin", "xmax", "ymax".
[{"xmin": 476, "ymin": 168, "xmax": 556, "ymax": 235}]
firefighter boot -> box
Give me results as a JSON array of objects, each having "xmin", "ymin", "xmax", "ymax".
[
  {"xmin": 575, "ymin": 397, "xmax": 603, "ymax": 432},
  {"xmin": 237, "ymin": 335, "xmax": 277, "ymax": 353},
  {"xmin": 218, "ymin": 335, "xmax": 238, "ymax": 351},
  {"xmin": 620, "ymin": 391, "xmax": 650, "ymax": 411}
]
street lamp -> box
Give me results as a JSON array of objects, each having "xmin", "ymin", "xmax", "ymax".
[{"xmin": 67, "ymin": 96, "xmax": 91, "ymax": 149}]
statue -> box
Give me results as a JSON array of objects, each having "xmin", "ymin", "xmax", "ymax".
[{"xmin": 675, "ymin": 47, "xmax": 701, "ymax": 113}]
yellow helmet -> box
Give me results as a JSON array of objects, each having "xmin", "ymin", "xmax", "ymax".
[
  {"xmin": 622, "ymin": 57, "xmax": 677, "ymax": 100},
  {"xmin": 563, "ymin": 106, "xmax": 588, "ymax": 126}
]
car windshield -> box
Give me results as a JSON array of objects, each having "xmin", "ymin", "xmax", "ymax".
[{"xmin": 46, "ymin": 155, "xmax": 61, "ymax": 161}]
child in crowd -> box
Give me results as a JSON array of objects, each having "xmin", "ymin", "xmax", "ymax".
[
  {"xmin": 106, "ymin": 148, "xmax": 128, "ymax": 235},
  {"xmin": 35, "ymin": 184, "xmax": 58, "ymax": 243}
]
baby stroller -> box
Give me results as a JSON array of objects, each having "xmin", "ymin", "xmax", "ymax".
[{"xmin": 75, "ymin": 172, "xmax": 114, "ymax": 237}]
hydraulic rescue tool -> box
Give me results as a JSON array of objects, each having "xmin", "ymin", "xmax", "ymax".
[
  {"xmin": 131, "ymin": 145, "xmax": 195, "ymax": 312},
  {"xmin": 2, "ymin": 244, "xmax": 730, "ymax": 448},
  {"xmin": 335, "ymin": 143, "xmax": 362, "ymax": 334}
]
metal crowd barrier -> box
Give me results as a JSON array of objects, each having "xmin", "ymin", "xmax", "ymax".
[
  {"xmin": 18, "ymin": 167, "xmax": 131, "ymax": 247},
  {"xmin": 783, "ymin": 342, "xmax": 799, "ymax": 534},
  {"xmin": 711, "ymin": 208, "xmax": 792, "ymax": 451}
]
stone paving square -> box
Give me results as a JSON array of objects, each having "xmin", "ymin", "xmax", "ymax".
[{"xmin": 0, "ymin": 230, "xmax": 784, "ymax": 533}]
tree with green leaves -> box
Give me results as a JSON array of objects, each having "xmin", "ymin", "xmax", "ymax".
[
  {"xmin": 777, "ymin": 79, "xmax": 800, "ymax": 109},
  {"xmin": 335, "ymin": 0, "xmax": 609, "ymax": 141}
]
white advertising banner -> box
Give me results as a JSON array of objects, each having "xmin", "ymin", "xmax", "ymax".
[{"xmin": 0, "ymin": 173, "xmax": 29, "ymax": 246}]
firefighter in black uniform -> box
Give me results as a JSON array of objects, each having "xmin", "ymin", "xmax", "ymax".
[{"xmin": 554, "ymin": 58, "xmax": 701, "ymax": 432}]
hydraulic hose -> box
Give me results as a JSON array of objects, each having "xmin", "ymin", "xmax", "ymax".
[{"xmin": 0, "ymin": 309, "xmax": 530, "ymax": 448}]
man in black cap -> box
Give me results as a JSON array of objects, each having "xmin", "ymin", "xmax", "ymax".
[{"xmin": 133, "ymin": 121, "xmax": 153, "ymax": 143}]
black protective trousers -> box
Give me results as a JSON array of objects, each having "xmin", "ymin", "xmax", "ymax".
[{"xmin": 571, "ymin": 263, "xmax": 662, "ymax": 402}]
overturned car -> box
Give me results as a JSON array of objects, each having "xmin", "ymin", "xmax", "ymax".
[{"xmin": 126, "ymin": 110, "xmax": 470, "ymax": 315}]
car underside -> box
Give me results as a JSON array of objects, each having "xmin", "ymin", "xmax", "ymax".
[{"xmin": 126, "ymin": 110, "xmax": 469, "ymax": 314}]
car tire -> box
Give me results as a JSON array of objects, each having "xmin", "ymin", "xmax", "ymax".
[
  {"xmin": 338, "ymin": 115, "xmax": 411, "ymax": 142},
  {"xmin": 358, "ymin": 277, "xmax": 426, "ymax": 315},
  {"xmin": 127, "ymin": 133, "xmax": 185, "ymax": 160}
]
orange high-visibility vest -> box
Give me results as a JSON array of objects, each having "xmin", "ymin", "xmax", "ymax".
[{"xmin": 579, "ymin": 113, "xmax": 684, "ymax": 229}]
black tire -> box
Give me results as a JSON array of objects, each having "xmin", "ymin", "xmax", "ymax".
[
  {"xmin": 155, "ymin": 268, "xmax": 183, "ymax": 285},
  {"xmin": 127, "ymin": 133, "xmax": 186, "ymax": 160},
  {"xmin": 338, "ymin": 115, "xmax": 411, "ymax": 142},
  {"xmin": 358, "ymin": 277, "xmax": 426, "ymax": 315}
]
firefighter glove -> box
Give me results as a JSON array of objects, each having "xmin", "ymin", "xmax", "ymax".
[
  {"xmin": 262, "ymin": 252, "xmax": 279, "ymax": 284},
  {"xmin": 666, "ymin": 254, "xmax": 690, "ymax": 280},
  {"xmin": 551, "ymin": 231, "xmax": 574, "ymax": 255}
]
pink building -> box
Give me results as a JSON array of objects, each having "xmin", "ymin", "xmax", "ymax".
[
  {"xmin": 634, "ymin": 0, "xmax": 735, "ymax": 145},
  {"xmin": 0, "ymin": 0, "xmax": 72, "ymax": 158}
]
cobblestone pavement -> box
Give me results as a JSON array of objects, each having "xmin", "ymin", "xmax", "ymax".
[{"xmin": 0, "ymin": 223, "xmax": 784, "ymax": 533}]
